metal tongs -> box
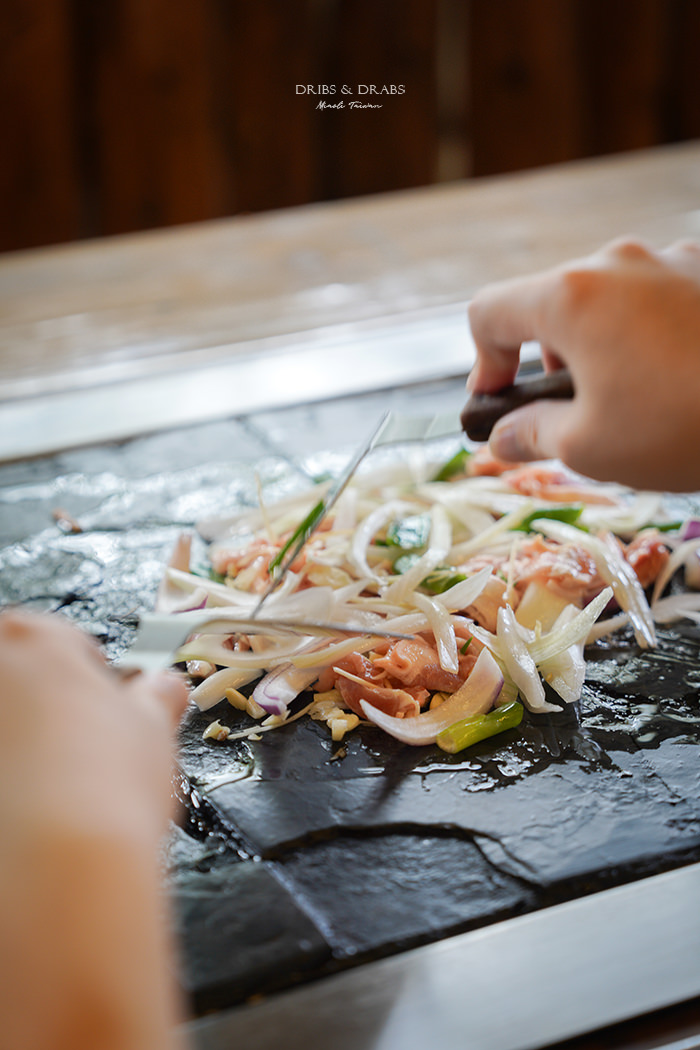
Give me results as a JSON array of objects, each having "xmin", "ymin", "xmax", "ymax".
[
  {"xmin": 252, "ymin": 411, "xmax": 389, "ymax": 616},
  {"xmin": 120, "ymin": 408, "xmax": 459, "ymax": 672},
  {"xmin": 251, "ymin": 406, "xmax": 467, "ymax": 615},
  {"xmin": 122, "ymin": 610, "xmax": 414, "ymax": 673},
  {"xmin": 120, "ymin": 379, "xmax": 576, "ymax": 672}
]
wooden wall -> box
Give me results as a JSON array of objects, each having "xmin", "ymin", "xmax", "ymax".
[
  {"xmin": 469, "ymin": 0, "xmax": 700, "ymax": 176},
  {"xmin": 2, "ymin": 0, "xmax": 699, "ymax": 254}
]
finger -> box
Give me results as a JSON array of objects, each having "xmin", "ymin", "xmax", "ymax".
[
  {"xmin": 488, "ymin": 399, "xmax": 574, "ymax": 463},
  {"xmin": 541, "ymin": 345, "xmax": 565, "ymax": 372},
  {"xmin": 0, "ymin": 610, "xmax": 111, "ymax": 684},
  {"xmin": 129, "ymin": 671, "xmax": 189, "ymax": 730},
  {"xmin": 660, "ymin": 239, "xmax": 700, "ymax": 281},
  {"xmin": 467, "ymin": 272, "xmax": 557, "ymax": 394}
]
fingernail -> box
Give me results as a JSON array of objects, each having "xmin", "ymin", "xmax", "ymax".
[{"xmin": 465, "ymin": 366, "xmax": 480, "ymax": 393}]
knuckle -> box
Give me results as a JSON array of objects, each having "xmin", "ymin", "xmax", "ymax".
[
  {"xmin": 670, "ymin": 238, "xmax": 700, "ymax": 256},
  {"xmin": 549, "ymin": 266, "xmax": 599, "ymax": 318},
  {"xmin": 604, "ymin": 236, "xmax": 653, "ymax": 263},
  {"xmin": 0, "ymin": 609, "xmax": 37, "ymax": 640}
]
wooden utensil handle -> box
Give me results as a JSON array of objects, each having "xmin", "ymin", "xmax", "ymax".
[{"xmin": 461, "ymin": 369, "xmax": 574, "ymax": 443}]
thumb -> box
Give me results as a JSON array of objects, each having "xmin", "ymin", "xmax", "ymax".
[
  {"xmin": 489, "ymin": 400, "xmax": 573, "ymax": 463},
  {"xmin": 131, "ymin": 670, "xmax": 189, "ymax": 729}
]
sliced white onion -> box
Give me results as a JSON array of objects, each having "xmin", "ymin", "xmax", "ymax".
[
  {"xmin": 267, "ymin": 585, "xmax": 335, "ymax": 622},
  {"xmin": 349, "ymin": 499, "xmax": 413, "ymax": 581},
  {"xmin": 496, "ymin": 606, "xmax": 559, "ymax": 714},
  {"xmin": 533, "ymin": 520, "xmax": 655, "ymax": 648},
  {"xmin": 453, "ymin": 615, "xmax": 498, "ymax": 653},
  {"xmin": 537, "ymin": 605, "xmax": 585, "ymax": 704},
  {"xmin": 431, "ymin": 566, "xmax": 493, "ymax": 614},
  {"xmin": 165, "ymin": 566, "xmax": 299, "ymax": 608},
  {"xmin": 651, "ymin": 537, "xmax": 700, "ymax": 604},
  {"xmin": 448, "ymin": 501, "xmax": 536, "ymax": 562},
  {"xmin": 290, "ymin": 634, "xmax": 379, "ymax": 669},
  {"xmin": 685, "ymin": 552, "xmax": 700, "ymax": 591},
  {"xmin": 528, "ymin": 587, "xmax": 613, "ymax": 664},
  {"xmin": 176, "ymin": 633, "xmax": 306, "ymax": 669},
  {"xmin": 359, "ymin": 648, "xmax": 504, "ymax": 745},
  {"xmin": 651, "ymin": 592, "xmax": 700, "ymax": 624},
  {"xmin": 190, "ymin": 667, "xmax": 263, "ymax": 712},
  {"xmin": 416, "ymin": 482, "xmax": 497, "ymax": 537},
  {"xmin": 580, "ymin": 492, "xmax": 662, "ymax": 536},
  {"xmin": 332, "ymin": 488, "xmax": 358, "ymax": 532},
  {"xmin": 586, "ymin": 611, "xmax": 630, "ymax": 642},
  {"xmin": 155, "ymin": 533, "xmax": 196, "ymax": 613},
  {"xmin": 411, "ymin": 592, "xmax": 458, "ymax": 673}
]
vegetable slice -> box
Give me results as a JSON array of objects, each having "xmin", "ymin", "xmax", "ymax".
[
  {"xmin": 386, "ymin": 513, "xmax": 431, "ymax": 550},
  {"xmin": 496, "ymin": 605, "xmax": 559, "ymax": 714},
  {"xmin": 514, "ymin": 505, "xmax": 584, "ymax": 532},
  {"xmin": 533, "ymin": 519, "xmax": 656, "ymax": 648},
  {"xmin": 190, "ymin": 667, "xmax": 263, "ymax": 712},
  {"xmin": 268, "ymin": 499, "xmax": 325, "ymax": 574},
  {"xmin": 432, "ymin": 448, "xmax": 471, "ymax": 482},
  {"xmin": 436, "ymin": 700, "xmax": 524, "ymax": 753}
]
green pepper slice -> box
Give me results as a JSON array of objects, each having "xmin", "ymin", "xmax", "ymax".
[
  {"xmin": 386, "ymin": 513, "xmax": 431, "ymax": 551},
  {"xmin": 391, "ymin": 559, "xmax": 467, "ymax": 594},
  {"xmin": 432, "ymin": 448, "xmax": 472, "ymax": 482},
  {"xmin": 648, "ymin": 520, "xmax": 683, "ymax": 533},
  {"xmin": 421, "ymin": 568, "xmax": 468, "ymax": 594},
  {"xmin": 514, "ymin": 505, "xmax": 585, "ymax": 532}
]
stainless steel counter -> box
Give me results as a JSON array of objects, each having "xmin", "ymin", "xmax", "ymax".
[{"xmin": 185, "ymin": 862, "xmax": 700, "ymax": 1050}]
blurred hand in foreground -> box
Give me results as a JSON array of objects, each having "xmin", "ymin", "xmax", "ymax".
[
  {"xmin": 467, "ymin": 238, "xmax": 700, "ymax": 491},
  {"xmin": 0, "ymin": 610, "xmax": 188, "ymax": 1050}
]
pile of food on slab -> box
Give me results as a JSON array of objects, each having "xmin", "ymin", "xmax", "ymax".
[{"xmin": 156, "ymin": 446, "xmax": 700, "ymax": 754}]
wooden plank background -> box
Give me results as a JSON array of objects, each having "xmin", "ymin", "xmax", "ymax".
[{"xmin": 2, "ymin": 0, "xmax": 700, "ymax": 254}]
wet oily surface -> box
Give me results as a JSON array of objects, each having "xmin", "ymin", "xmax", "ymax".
[
  {"xmin": 180, "ymin": 632, "xmax": 700, "ymax": 886},
  {"xmin": 3, "ymin": 378, "xmax": 700, "ymax": 1014}
]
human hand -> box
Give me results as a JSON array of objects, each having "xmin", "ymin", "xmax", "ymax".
[
  {"xmin": 467, "ymin": 238, "xmax": 700, "ymax": 491},
  {"xmin": 0, "ymin": 611, "xmax": 188, "ymax": 1050}
]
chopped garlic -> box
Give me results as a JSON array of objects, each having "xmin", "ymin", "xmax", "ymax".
[
  {"xmin": 202, "ymin": 720, "xmax": 231, "ymax": 742},
  {"xmin": 225, "ymin": 688, "xmax": 249, "ymax": 711},
  {"xmin": 314, "ymin": 688, "xmax": 344, "ymax": 705},
  {"xmin": 309, "ymin": 691, "xmax": 346, "ymax": 720},
  {"xmin": 329, "ymin": 713, "xmax": 360, "ymax": 741},
  {"xmin": 187, "ymin": 659, "xmax": 216, "ymax": 678}
]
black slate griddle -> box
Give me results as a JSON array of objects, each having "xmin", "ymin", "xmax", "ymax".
[{"xmin": 2, "ymin": 376, "xmax": 700, "ymax": 1023}]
